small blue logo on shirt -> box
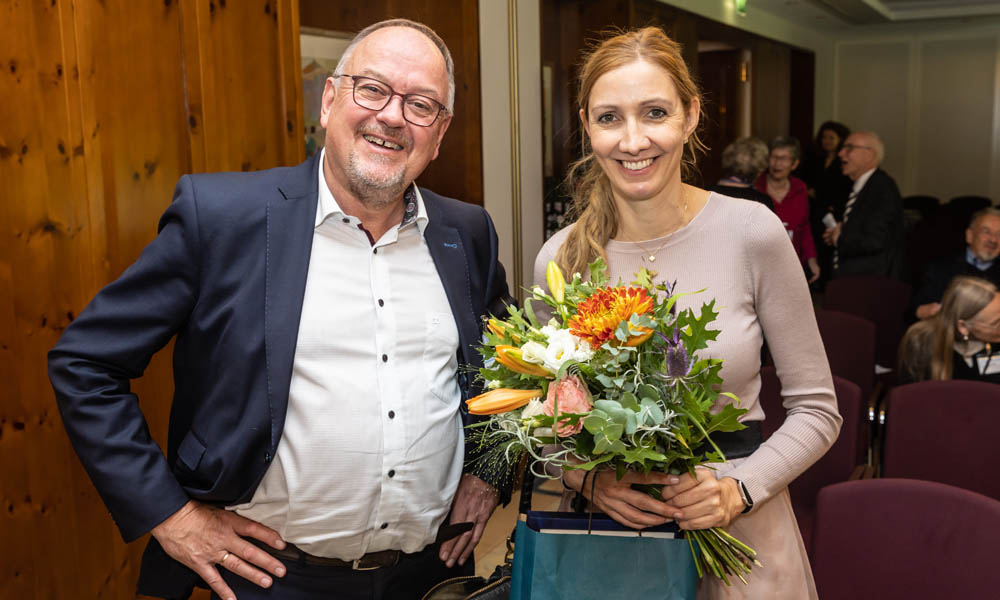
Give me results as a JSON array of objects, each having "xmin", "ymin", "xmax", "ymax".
[{"xmin": 443, "ymin": 242, "xmax": 458, "ymax": 248}]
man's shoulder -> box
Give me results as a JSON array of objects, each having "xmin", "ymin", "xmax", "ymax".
[
  {"xmin": 185, "ymin": 160, "xmax": 311, "ymax": 200},
  {"xmin": 419, "ymin": 187, "xmax": 489, "ymax": 227}
]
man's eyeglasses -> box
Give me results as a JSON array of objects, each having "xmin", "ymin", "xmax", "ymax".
[
  {"xmin": 841, "ymin": 143, "xmax": 873, "ymax": 153},
  {"xmin": 334, "ymin": 74, "xmax": 448, "ymax": 127}
]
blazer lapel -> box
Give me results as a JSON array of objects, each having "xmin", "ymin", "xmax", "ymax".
[
  {"xmin": 423, "ymin": 199, "xmax": 479, "ymax": 366},
  {"xmin": 263, "ymin": 154, "xmax": 321, "ymax": 452}
]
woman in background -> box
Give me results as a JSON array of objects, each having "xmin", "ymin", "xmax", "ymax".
[
  {"xmin": 899, "ymin": 276, "xmax": 1000, "ymax": 384},
  {"xmin": 801, "ymin": 121, "xmax": 852, "ymax": 287},
  {"xmin": 707, "ymin": 137, "xmax": 773, "ymax": 212},
  {"xmin": 534, "ymin": 26, "xmax": 840, "ymax": 599},
  {"xmin": 755, "ymin": 137, "xmax": 820, "ymax": 283}
]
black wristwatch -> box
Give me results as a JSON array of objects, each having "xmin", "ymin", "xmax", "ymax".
[{"xmin": 734, "ymin": 478, "xmax": 754, "ymax": 514}]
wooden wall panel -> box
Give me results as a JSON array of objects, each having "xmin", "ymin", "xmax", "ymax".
[
  {"xmin": 0, "ymin": 0, "xmax": 301, "ymax": 598},
  {"xmin": 299, "ymin": 0, "xmax": 484, "ymax": 205},
  {"xmin": 752, "ymin": 37, "xmax": 792, "ymax": 143}
]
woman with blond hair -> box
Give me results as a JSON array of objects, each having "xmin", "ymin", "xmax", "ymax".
[
  {"xmin": 533, "ymin": 26, "xmax": 840, "ymax": 598},
  {"xmin": 899, "ymin": 276, "xmax": 1000, "ymax": 384}
]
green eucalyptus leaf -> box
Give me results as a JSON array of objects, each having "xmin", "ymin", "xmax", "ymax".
[
  {"xmin": 604, "ymin": 423, "xmax": 624, "ymax": 442},
  {"xmin": 620, "ymin": 391, "xmax": 640, "ymax": 411},
  {"xmin": 638, "ymin": 383, "xmax": 660, "ymax": 402},
  {"xmin": 625, "ymin": 410, "xmax": 638, "ymax": 435}
]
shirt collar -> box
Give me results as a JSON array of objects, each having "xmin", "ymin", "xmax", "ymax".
[
  {"xmin": 852, "ymin": 167, "xmax": 877, "ymax": 195},
  {"xmin": 315, "ymin": 148, "xmax": 429, "ymax": 234},
  {"xmin": 966, "ymin": 247, "xmax": 995, "ymax": 271}
]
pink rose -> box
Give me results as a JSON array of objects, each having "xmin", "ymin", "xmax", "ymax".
[{"xmin": 543, "ymin": 375, "xmax": 593, "ymax": 436}]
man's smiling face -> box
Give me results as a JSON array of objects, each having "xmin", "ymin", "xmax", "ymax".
[{"xmin": 319, "ymin": 26, "xmax": 451, "ymax": 205}]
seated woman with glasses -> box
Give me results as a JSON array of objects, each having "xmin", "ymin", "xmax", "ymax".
[{"xmin": 898, "ymin": 276, "xmax": 1000, "ymax": 384}]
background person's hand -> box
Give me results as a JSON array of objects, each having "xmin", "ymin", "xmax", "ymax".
[
  {"xmin": 658, "ymin": 469, "xmax": 745, "ymax": 530},
  {"xmin": 807, "ymin": 258, "xmax": 821, "ymax": 283},
  {"xmin": 151, "ymin": 500, "xmax": 286, "ymax": 600},
  {"xmin": 822, "ymin": 223, "xmax": 842, "ymax": 246},
  {"xmin": 439, "ymin": 474, "xmax": 499, "ymax": 568},
  {"xmin": 562, "ymin": 468, "xmax": 676, "ymax": 530}
]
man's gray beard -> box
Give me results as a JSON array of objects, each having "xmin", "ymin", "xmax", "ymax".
[{"xmin": 346, "ymin": 150, "xmax": 408, "ymax": 209}]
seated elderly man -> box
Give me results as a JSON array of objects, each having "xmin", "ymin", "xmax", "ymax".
[{"xmin": 913, "ymin": 208, "xmax": 1000, "ymax": 319}]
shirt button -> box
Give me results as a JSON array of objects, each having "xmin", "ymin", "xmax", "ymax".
[
  {"xmin": 378, "ymin": 298, "xmax": 384, "ymax": 307},
  {"xmin": 342, "ymin": 218, "xmax": 349, "ymax": 223},
  {"xmin": 388, "ymin": 410, "xmax": 395, "ymax": 419},
  {"xmin": 382, "ymin": 354, "xmax": 388, "ymax": 363},
  {"xmin": 388, "ymin": 469, "xmax": 395, "ymax": 478},
  {"xmin": 373, "ymin": 248, "xmax": 378, "ymax": 254},
  {"xmin": 380, "ymin": 522, "xmax": 388, "ymax": 530}
]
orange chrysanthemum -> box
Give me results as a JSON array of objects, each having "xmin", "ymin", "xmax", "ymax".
[{"xmin": 568, "ymin": 286, "xmax": 654, "ymax": 347}]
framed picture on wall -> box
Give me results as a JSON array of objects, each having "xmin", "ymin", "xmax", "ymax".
[{"xmin": 301, "ymin": 27, "xmax": 353, "ymax": 158}]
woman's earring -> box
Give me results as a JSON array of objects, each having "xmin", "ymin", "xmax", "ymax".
[{"xmin": 963, "ymin": 333, "xmax": 970, "ymax": 342}]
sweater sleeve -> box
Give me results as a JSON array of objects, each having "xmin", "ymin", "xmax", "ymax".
[{"xmin": 725, "ymin": 209, "xmax": 842, "ymax": 507}]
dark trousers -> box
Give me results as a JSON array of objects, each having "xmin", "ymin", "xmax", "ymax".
[{"xmin": 211, "ymin": 546, "xmax": 473, "ymax": 600}]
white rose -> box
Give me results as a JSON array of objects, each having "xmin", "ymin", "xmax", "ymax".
[
  {"xmin": 538, "ymin": 327, "xmax": 594, "ymax": 372},
  {"xmin": 520, "ymin": 398, "xmax": 546, "ymax": 419},
  {"xmin": 520, "ymin": 341, "xmax": 548, "ymax": 365}
]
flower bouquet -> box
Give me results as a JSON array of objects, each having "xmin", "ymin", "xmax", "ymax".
[{"xmin": 466, "ymin": 259, "xmax": 761, "ymax": 584}]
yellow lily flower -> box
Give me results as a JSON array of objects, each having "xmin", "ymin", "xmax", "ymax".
[
  {"xmin": 466, "ymin": 388, "xmax": 543, "ymax": 415},
  {"xmin": 487, "ymin": 318, "xmax": 522, "ymax": 344},
  {"xmin": 495, "ymin": 345, "xmax": 552, "ymax": 377},
  {"xmin": 545, "ymin": 261, "xmax": 566, "ymax": 303}
]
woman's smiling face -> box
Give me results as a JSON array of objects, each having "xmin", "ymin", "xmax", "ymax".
[{"xmin": 581, "ymin": 59, "xmax": 698, "ymax": 205}]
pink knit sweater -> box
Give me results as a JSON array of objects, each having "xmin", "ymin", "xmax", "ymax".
[{"xmin": 532, "ymin": 193, "xmax": 842, "ymax": 505}]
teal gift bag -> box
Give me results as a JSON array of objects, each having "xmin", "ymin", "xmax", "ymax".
[{"xmin": 509, "ymin": 512, "xmax": 698, "ymax": 600}]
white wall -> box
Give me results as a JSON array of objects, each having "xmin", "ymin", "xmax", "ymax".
[
  {"xmin": 479, "ymin": 0, "xmax": 544, "ymax": 297},
  {"xmin": 833, "ymin": 21, "xmax": 1000, "ymax": 200}
]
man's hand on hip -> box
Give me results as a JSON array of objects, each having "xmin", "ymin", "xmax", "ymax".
[
  {"xmin": 439, "ymin": 474, "xmax": 499, "ymax": 568},
  {"xmin": 151, "ymin": 500, "xmax": 286, "ymax": 600}
]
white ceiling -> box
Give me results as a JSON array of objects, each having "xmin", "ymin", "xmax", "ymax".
[{"xmin": 749, "ymin": 0, "xmax": 1000, "ymax": 25}]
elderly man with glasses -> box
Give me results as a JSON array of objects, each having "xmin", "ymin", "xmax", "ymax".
[
  {"xmin": 49, "ymin": 19, "xmax": 512, "ymax": 600},
  {"xmin": 822, "ymin": 131, "xmax": 905, "ymax": 279},
  {"xmin": 912, "ymin": 208, "xmax": 1000, "ymax": 320}
]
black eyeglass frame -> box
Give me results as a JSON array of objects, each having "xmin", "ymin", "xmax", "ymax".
[{"xmin": 332, "ymin": 74, "xmax": 449, "ymax": 127}]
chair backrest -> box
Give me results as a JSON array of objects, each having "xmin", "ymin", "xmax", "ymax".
[
  {"xmin": 902, "ymin": 195, "xmax": 939, "ymax": 218},
  {"xmin": 814, "ymin": 309, "xmax": 875, "ymax": 402},
  {"xmin": 882, "ymin": 380, "xmax": 1000, "ymax": 499},
  {"xmin": 811, "ymin": 479, "xmax": 1000, "ymax": 599},
  {"xmin": 824, "ymin": 276, "xmax": 911, "ymax": 369},
  {"xmin": 759, "ymin": 367, "xmax": 866, "ymax": 552}
]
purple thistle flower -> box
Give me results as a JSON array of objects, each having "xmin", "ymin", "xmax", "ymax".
[{"xmin": 665, "ymin": 327, "xmax": 692, "ymax": 378}]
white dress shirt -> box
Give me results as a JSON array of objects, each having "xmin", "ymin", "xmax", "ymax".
[
  {"xmin": 851, "ymin": 167, "xmax": 876, "ymax": 196},
  {"xmin": 233, "ymin": 150, "xmax": 463, "ymax": 559}
]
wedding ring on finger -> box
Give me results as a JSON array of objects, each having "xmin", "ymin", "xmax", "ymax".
[{"xmin": 220, "ymin": 551, "xmax": 231, "ymax": 565}]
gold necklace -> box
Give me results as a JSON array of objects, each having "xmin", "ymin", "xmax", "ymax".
[
  {"xmin": 630, "ymin": 236, "xmax": 671, "ymax": 263},
  {"xmin": 626, "ymin": 190, "xmax": 688, "ymax": 263}
]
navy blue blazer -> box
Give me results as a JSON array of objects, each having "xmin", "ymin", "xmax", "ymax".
[{"xmin": 49, "ymin": 152, "xmax": 512, "ymax": 596}]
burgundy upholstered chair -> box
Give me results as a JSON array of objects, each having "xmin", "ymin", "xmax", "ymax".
[
  {"xmin": 824, "ymin": 276, "xmax": 911, "ymax": 372},
  {"xmin": 758, "ymin": 366, "xmax": 866, "ymax": 552},
  {"xmin": 811, "ymin": 479, "xmax": 1000, "ymax": 599},
  {"xmin": 882, "ymin": 380, "xmax": 1000, "ymax": 499},
  {"xmin": 814, "ymin": 309, "xmax": 875, "ymax": 404}
]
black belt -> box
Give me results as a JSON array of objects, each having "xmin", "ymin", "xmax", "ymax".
[
  {"xmin": 695, "ymin": 421, "xmax": 763, "ymax": 460},
  {"xmin": 252, "ymin": 521, "xmax": 473, "ymax": 571}
]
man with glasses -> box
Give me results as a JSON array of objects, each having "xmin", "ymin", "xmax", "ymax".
[
  {"xmin": 913, "ymin": 208, "xmax": 1000, "ymax": 319},
  {"xmin": 50, "ymin": 19, "xmax": 512, "ymax": 600},
  {"xmin": 822, "ymin": 131, "xmax": 904, "ymax": 279}
]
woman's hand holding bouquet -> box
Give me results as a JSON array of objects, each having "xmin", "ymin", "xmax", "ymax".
[{"xmin": 465, "ymin": 259, "xmax": 761, "ymax": 584}]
